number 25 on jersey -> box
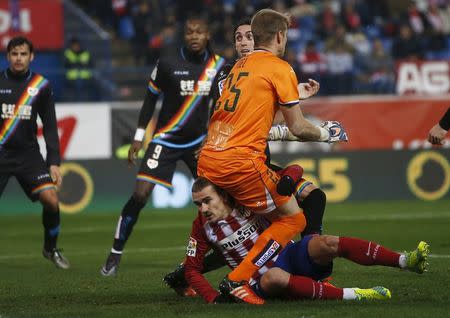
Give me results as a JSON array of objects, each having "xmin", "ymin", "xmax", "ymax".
[{"xmin": 215, "ymin": 72, "xmax": 249, "ymax": 113}]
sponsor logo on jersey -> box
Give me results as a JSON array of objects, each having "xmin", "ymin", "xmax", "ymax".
[
  {"xmin": 174, "ymin": 70, "xmax": 189, "ymax": 75},
  {"xmin": 253, "ymin": 240, "xmax": 281, "ymax": 267},
  {"xmin": 27, "ymin": 87, "xmax": 39, "ymax": 96},
  {"xmin": 218, "ymin": 219, "xmax": 262, "ymax": 250},
  {"xmin": 186, "ymin": 237, "xmax": 197, "ymax": 257},
  {"xmin": 1, "ymin": 103, "xmax": 32, "ymax": 120},
  {"xmin": 146, "ymin": 158, "xmax": 159, "ymax": 169},
  {"xmin": 37, "ymin": 173, "xmax": 51, "ymax": 180},
  {"xmin": 206, "ymin": 68, "xmax": 217, "ymax": 78}
]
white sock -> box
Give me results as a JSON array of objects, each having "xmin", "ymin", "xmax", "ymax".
[
  {"xmin": 343, "ymin": 288, "xmax": 357, "ymax": 300},
  {"xmin": 111, "ymin": 248, "xmax": 123, "ymax": 254},
  {"xmin": 399, "ymin": 254, "xmax": 407, "ymax": 269}
]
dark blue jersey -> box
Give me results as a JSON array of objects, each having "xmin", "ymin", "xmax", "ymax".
[
  {"xmin": 0, "ymin": 69, "xmax": 60, "ymax": 166},
  {"xmin": 138, "ymin": 47, "xmax": 225, "ymax": 148}
]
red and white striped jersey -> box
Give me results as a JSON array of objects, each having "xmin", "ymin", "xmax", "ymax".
[
  {"xmin": 184, "ymin": 206, "xmax": 279, "ymax": 303},
  {"xmin": 203, "ymin": 206, "xmax": 277, "ymax": 283}
]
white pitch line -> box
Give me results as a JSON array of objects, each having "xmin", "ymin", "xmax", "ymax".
[{"xmin": 429, "ymin": 254, "xmax": 450, "ymax": 258}]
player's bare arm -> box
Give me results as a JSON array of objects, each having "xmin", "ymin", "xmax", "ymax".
[
  {"xmin": 270, "ymin": 105, "xmax": 349, "ymax": 143},
  {"xmin": 280, "ymin": 104, "xmax": 326, "ymax": 141}
]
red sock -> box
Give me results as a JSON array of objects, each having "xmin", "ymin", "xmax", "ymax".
[
  {"xmin": 287, "ymin": 276, "xmax": 343, "ymax": 300},
  {"xmin": 338, "ymin": 237, "xmax": 400, "ymax": 267}
]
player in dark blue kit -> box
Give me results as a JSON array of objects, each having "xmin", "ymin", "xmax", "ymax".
[
  {"xmin": 101, "ymin": 16, "xmax": 225, "ymax": 276},
  {"xmin": 0, "ymin": 36, "xmax": 69, "ymax": 269}
]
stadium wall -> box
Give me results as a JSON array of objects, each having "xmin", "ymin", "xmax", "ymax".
[{"xmin": 1, "ymin": 98, "xmax": 449, "ymax": 214}]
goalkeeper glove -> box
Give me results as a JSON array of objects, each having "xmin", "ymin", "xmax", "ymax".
[
  {"xmin": 268, "ymin": 125, "xmax": 299, "ymax": 141},
  {"xmin": 321, "ymin": 121, "xmax": 349, "ymax": 143}
]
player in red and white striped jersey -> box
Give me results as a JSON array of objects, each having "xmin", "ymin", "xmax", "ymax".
[{"xmin": 184, "ymin": 176, "xmax": 430, "ymax": 304}]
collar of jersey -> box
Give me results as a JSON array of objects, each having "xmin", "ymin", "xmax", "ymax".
[{"xmin": 180, "ymin": 47, "xmax": 208, "ymax": 63}]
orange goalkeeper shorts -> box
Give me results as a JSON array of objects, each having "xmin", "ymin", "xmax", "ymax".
[{"xmin": 197, "ymin": 153, "xmax": 291, "ymax": 213}]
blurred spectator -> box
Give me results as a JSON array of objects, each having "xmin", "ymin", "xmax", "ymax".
[
  {"xmin": 113, "ymin": 0, "xmax": 134, "ymax": 39},
  {"xmin": 148, "ymin": 22, "xmax": 178, "ymax": 64},
  {"xmin": 355, "ymin": 38, "xmax": 395, "ymax": 94},
  {"xmin": 325, "ymin": 42, "xmax": 354, "ymax": 95},
  {"xmin": 297, "ymin": 40, "xmax": 327, "ymax": 87},
  {"xmin": 289, "ymin": 0, "xmax": 317, "ymax": 19},
  {"xmin": 439, "ymin": 4, "xmax": 450, "ymax": 34},
  {"xmin": 285, "ymin": 48, "xmax": 301, "ymax": 80},
  {"xmin": 324, "ymin": 24, "xmax": 354, "ymax": 53},
  {"xmin": 406, "ymin": 2, "xmax": 426, "ymax": 34},
  {"xmin": 341, "ymin": 2, "xmax": 361, "ymax": 32},
  {"xmin": 347, "ymin": 29, "xmax": 371, "ymax": 56},
  {"xmin": 424, "ymin": 3, "xmax": 447, "ymax": 54},
  {"xmin": 391, "ymin": 24, "xmax": 423, "ymax": 60},
  {"xmin": 318, "ymin": 0, "xmax": 338, "ymax": 39},
  {"xmin": 131, "ymin": 1, "xmax": 151, "ymax": 65},
  {"xmin": 63, "ymin": 37, "xmax": 96, "ymax": 102}
]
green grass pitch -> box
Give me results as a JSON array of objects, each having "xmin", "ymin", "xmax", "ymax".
[{"xmin": 0, "ymin": 200, "xmax": 449, "ymax": 318}]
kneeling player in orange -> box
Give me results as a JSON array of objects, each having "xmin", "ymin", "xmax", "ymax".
[{"xmin": 197, "ymin": 9, "xmax": 348, "ymax": 302}]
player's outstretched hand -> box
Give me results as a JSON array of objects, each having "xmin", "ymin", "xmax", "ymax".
[
  {"xmin": 128, "ymin": 140, "xmax": 143, "ymax": 167},
  {"xmin": 50, "ymin": 165, "xmax": 62, "ymax": 187},
  {"xmin": 298, "ymin": 78, "xmax": 320, "ymax": 100},
  {"xmin": 321, "ymin": 120, "xmax": 349, "ymax": 143},
  {"xmin": 428, "ymin": 123, "xmax": 447, "ymax": 145}
]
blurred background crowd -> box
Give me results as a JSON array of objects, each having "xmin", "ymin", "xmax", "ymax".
[{"xmin": 4, "ymin": 0, "xmax": 450, "ymax": 101}]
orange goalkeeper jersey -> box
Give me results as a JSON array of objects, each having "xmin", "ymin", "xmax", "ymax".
[{"xmin": 202, "ymin": 50, "xmax": 300, "ymax": 159}]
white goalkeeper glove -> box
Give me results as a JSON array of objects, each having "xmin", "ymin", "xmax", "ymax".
[
  {"xmin": 320, "ymin": 120, "xmax": 349, "ymax": 143},
  {"xmin": 268, "ymin": 125, "xmax": 299, "ymax": 141}
]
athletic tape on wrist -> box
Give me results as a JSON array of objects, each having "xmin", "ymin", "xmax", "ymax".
[{"xmin": 134, "ymin": 128, "xmax": 146, "ymax": 142}]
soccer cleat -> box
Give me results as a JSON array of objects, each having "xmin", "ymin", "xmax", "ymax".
[
  {"xmin": 100, "ymin": 252, "xmax": 122, "ymax": 276},
  {"xmin": 163, "ymin": 264, "xmax": 197, "ymax": 297},
  {"xmin": 219, "ymin": 276, "xmax": 265, "ymax": 305},
  {"xmin": 353, "ymin": 286, "xmax": 391, "ymax": 300},
  {"xmin": 405, "ymin": 241, "xmax": 430, "ymax": 274},
  {"xmin": 42, "ymin": 248, "xmax": 70, "ymax": 269}
]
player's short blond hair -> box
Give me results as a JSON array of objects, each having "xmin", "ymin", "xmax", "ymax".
[{"xmin": 251, "ymin": 9, "xmax": 291, "ymax": 47}]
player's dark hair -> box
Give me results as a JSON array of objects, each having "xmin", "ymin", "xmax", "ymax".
[
  {"xmin": 233, "ymin": 17, "xmax": 252, "ymax": 43},
  {"xmin": 7, "ymin": 36, "xmax": 34, "ymax": 53},
  {"xmin": 192, "ymin": 177, "xmax": 234, "ymax": 207}
]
